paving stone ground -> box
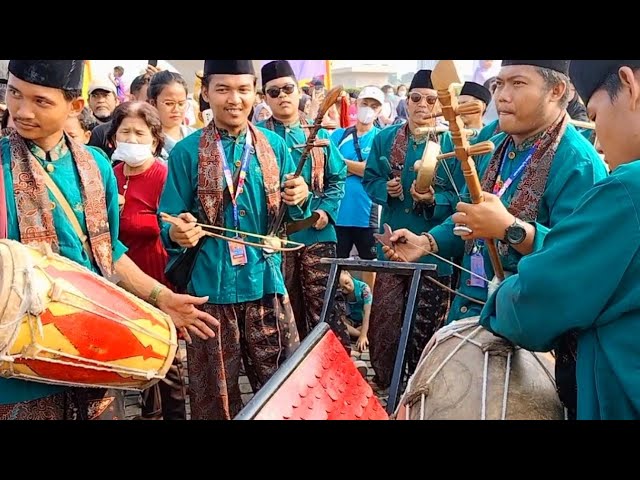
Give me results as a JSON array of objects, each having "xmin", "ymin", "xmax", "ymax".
[{"xmin": 125, "ymin": 339, "xmax": 388, "ymax": 420}]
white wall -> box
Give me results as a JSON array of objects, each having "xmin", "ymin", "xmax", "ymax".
[{"xmin": 418, "ymin": 60, "xmax": 502, "ymax": 82}]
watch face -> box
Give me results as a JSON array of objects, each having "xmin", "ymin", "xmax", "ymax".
[{"xmin": 507, "ymin": 224, "xmax": 526, "ymax": 244}]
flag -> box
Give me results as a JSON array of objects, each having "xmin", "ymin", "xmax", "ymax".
[
  {"xmin": 261, "ymin": 60, "xmax": 329, "ymax": 87},
  {"xmin": 82, "ymin": 60, "xmax": 93, "ymax": 101}
]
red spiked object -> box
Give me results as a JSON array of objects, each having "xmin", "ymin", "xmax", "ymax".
[{"xmin": 253, "ymin": 330, "xmax": 388, "ymax": 420}]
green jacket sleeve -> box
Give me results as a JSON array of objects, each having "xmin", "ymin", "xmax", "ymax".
[
  {"xmin": 276, "ymin": 136, "xmax": 311, "ymax": 222},
  {"xmin": 315, "ymin": 129, "xmax": 346, "ymax": 224},
  {"xmin": 480, "ymin": 176, "xmax": 640, "ymax": 352},
  {"xmin": 362, "ymin": 134, "xmax": 391, "ymax": 208},
  {"xmin": 158, "ymin": 142, "xmax": 196, "ymax": 254}
]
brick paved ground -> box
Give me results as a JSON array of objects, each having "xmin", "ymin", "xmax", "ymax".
[{"xmin": 125, "ymin": 339, "xmax": 389, "ymax": 420}]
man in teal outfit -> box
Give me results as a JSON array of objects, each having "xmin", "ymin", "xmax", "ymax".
[
  {"xmin": 159, "ymin": 60, "xmax": 311, "ymax": 420},
  {"xmin": 258, "ymin": 60, "xmax": 349, "ymax": 350},
  {"xmin": 362, "ymin": 69, "xmax": 465, "ymax": 388},
  {"xmin": 380, "ymin": 60, "xmax": 608, "ymax": 419},
  {"xmin": 458, "ymin": 81, "xmax": 492, "ymax": 131},
  {"xmin": 0, "ymin": 60, "xmax": 217, "ymax": 420},
  {"xmin": 477, "ymin": 60, "xmax": 640, "ymax": 420}
]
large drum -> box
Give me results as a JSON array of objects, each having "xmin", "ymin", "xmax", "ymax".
[
  {"xmin": 394, "ymin": 317, "xmax": 565, "ymax": 420},
  {"xmin": 0, "ymin": 239, "xmax": 177, "ymax": 391}
]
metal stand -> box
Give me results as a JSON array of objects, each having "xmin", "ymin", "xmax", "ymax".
[{"xmin": 318, "ymin": 258, "xmax": 437, "ymax": 415}]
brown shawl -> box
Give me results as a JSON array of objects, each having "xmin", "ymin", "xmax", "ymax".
[
  {"xmin": 388, "ymin": 123, "xmax": 410, "ymax": 177},
  {"xmin": 389, "ymin": 123, "xmax": 442, "ymax": 179},
  {"xmin": 264, "ymin": 115, "xmax": 325, "ymax": 193},
  {"xmin": 9, "ymin": 130, "xmax": 114, "ymax": 276},
  {"xmin": 197, "ymin": 121, "xmax": 281, "ymax": 227},
  {"xmin": 465, "ymin": 113, "xmax": 569, "ymax": 256}
]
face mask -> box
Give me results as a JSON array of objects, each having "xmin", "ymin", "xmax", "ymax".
[
  {"xmin": 357, "ymin": 106, "xmax": 377, "ymax": 124},
  {"xmin": 112, "ymin": 141, "xmax": 153, "ymax": 167},
  {"xmin": 398, "ymin": 91, "xmax": 407, "ymax": 98}
]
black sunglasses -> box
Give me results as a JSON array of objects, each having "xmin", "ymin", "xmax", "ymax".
[
  {"xmin": 266, "ymin": 84, "xmax": 296, "ymax": 98},
  {"xmin": 409, "ymin": 92, "xmax": 438, "ymax": 105}
]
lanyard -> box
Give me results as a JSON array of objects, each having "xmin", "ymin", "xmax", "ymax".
[
  {"xmin": 492, "ymin": 138, "xmax": 543, "ymax": 198},
  {"xmin": 217, "ymin": 130, "xmax": 253, "ymax": 230},
  {"xmin": 475, "ymin": 138, "xmax": 543, "ymax": 252}
]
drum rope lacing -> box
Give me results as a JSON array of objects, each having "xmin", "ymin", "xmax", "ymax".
[
  {"xmin": 1, "ymin": 244, "xmax": 176, "ymax": 387},
  {"xmin": 0, "ymin": 245, "xmax": 44, "ymax": 364},
  {"xmin": 398, "ymin": 319, "xmax": 557, "ymax": 420}
]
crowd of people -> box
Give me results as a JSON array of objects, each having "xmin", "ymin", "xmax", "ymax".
[{"xmin": 0, "ymin": 58, "xmax": 636, "ymax": 421}]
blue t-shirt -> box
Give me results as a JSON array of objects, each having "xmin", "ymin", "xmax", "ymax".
[
  {"xmin": 346, "ymin": 278, "xmax": 373, "ymax": 325},
  {"xmin": 331, "ymin": 127, "xmax": 380, "ymax": 228}
]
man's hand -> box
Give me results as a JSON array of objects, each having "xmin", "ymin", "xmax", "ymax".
[
  {"xmin": 387, "ymin": 178, "xmax": 403, "ymax": 198},
  {"xmin": 283, "ymin": 174, "xmax": 309, "ymax": 206},
  {"xmin": 156, "ymin": 289, "xmax": 219, "ymax": 343},
  {"xmin": 169, "ymin": 212, "xmax": 205, "ymax": 248},
  {"xmin": 381, "ymin": 228, "xmax": 432, "ymax": 263},
  {"xmin": 452, "ymin": 192, "xmax": 515, "ymax": 241},
  {"xmin": 410, "ymin": 181, "xmax": 435, "ymax": 204},
  {"xmin": 313, "ymin": 210, "xmax": 329, "ymax": 230}
]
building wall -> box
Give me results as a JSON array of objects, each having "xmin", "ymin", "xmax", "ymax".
[{"xmin": 331, "ymin": 71, "xmax": 392, "ymax": 89}]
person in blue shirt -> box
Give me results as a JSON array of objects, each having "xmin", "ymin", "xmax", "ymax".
[
  {"xmin": 331, "ymin": 86, "xmax": 384, "ymax": 291},
  {"xmin": 338, "ymin": 270, "xmax": 373, "ymax": 352}
]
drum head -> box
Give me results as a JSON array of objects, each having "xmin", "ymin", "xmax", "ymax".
[{"xmin": 0, "ymin": 240, "xmax": 26, "ymax": 353}]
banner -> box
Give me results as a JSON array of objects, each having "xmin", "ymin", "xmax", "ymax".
[{"xmin": 261, "ymin": 60, "xmax": 329, "ymax": 87}]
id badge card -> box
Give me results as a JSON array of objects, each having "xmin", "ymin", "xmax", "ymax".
[
  {"xmin": 229, "ymin": 236, "xmax": 248, "ymax": 266},
  {"xmin": 469, "ymin": 251, "xmax": 487, "ymax": 288}
]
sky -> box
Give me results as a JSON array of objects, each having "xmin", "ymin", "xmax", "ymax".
[{"xmin": 332, "ymin": 60, "xmax": 418, "ymax": 74}]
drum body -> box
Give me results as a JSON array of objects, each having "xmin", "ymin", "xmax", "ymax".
[
  {"xmin": 394, "ymin": 317, "xmax": 564, "ymax": 420},
  {"xmin": 0, "ymin": 239, "xmax": 177, "ymax": 391}
]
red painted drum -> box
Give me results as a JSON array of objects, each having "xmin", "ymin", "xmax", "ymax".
[{"xmin": 0, "ymin": 239, "xmax": 177, "ymax": 391}]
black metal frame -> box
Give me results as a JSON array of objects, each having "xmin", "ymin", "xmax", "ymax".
[
  {"xmin": 317, "ymin": 259, "xmax": 437, "ymax": 415},
  {"xmin": 235, "ymin": 258, "xmax": 437, "ymax": 419}
]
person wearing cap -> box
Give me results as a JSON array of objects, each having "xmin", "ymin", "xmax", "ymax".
[
  {"xmin": 458, "ymin": 81, "xmax": 492, "ymax": 130},
  {"xmin": 257, "ymin": 60, "xmax": 349, "ymax": 350},
  {"xmin": 362, "ymin": 69, "xmax": 464, "ymax": 389},
  {"xmin": 85, "ymin": 78, "xmax": 122, "ymax": 160},
  {"xmin": 380, "ymin": 60, "xmax": 608, "ymax": 418},
  {"xmin": 473, "ymin": 60, "xmax": 640, "ymax": 420},
  {"xmin": 88, "ymin": 77, "xmax": 119, "ymax": 124},
  {"xmin": 158, "ymin": 60, "xmax": 311, "ymax": 420},
  {"xmin": 331, "ymin": 86, "xmax": 384, "ymax": 291},
  {"xmin": 0, "ymin": 60, "xmax": 218, "ymax": 420}
]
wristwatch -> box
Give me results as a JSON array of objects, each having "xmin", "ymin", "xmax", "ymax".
[{"xmin": 503, "ymin": 218, "xmax": 527, "ymax": 245}]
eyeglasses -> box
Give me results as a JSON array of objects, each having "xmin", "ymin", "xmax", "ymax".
[
  {"xmin": 160, "ymin": 100, "xmax": 189, "ymax": 111},
  {"xmin": 266, "ymin": 84, "xmax": 296, "ymax": 98},
  {"xmin": 409, "ymin": 92, "xmax": 438, "ymax": 105}
]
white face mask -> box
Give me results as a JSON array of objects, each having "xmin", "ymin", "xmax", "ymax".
[
  {"xmin": 112, "ymin": 141, "xmax": 153, "ymax": 167},
  {"xmin": 357, "ymin": 106, "xmax": 377, "ymax": 125}
]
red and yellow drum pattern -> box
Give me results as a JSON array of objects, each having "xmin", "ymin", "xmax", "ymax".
[{"xmin": 0, "ymin": 240, "xmax": 177, "ymax": 390}]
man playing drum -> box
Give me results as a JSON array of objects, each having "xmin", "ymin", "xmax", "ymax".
[
  {"xmin": 0, "ymin": 60, "xmax": 218, "ymax": 420},
  {"xmin": 477, "ymin": 60, "xmax": 640, "ymax": 420},
  {"xmin": 381, "ymin": 60, "xmax": 607, "ymax": 419}
]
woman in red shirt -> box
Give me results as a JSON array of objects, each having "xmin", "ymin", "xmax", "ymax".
[
  {"xmin": 110, "ymin": 102, "xmax": 170, "ymax": 287},
  {"xmin": 109, "ymin": 102, "xmax": 186, "ymax": 420}
]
